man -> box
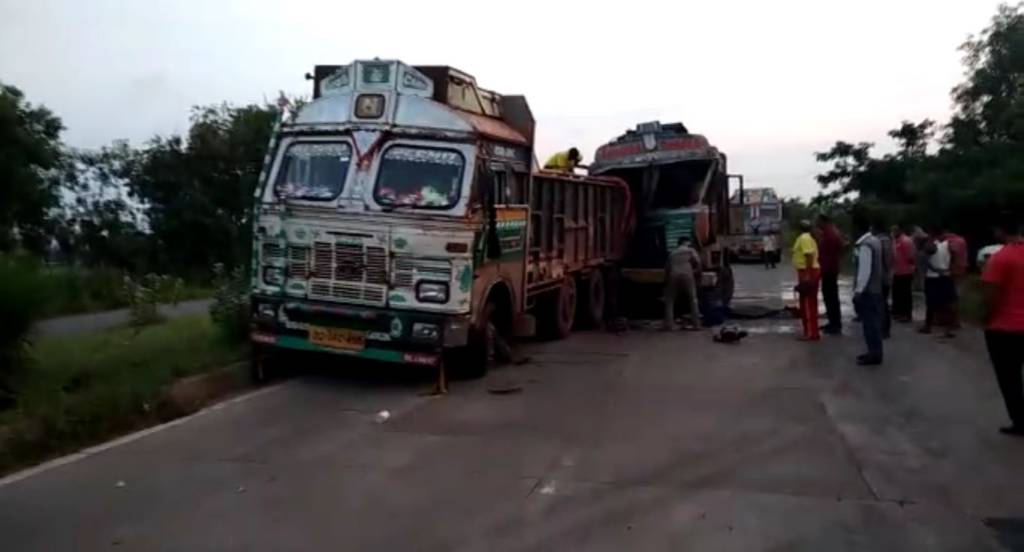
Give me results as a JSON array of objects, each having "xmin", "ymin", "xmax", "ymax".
[
  {"xmin": 664, "ymin": 236, "xmax": 702, "ymax": 331},
  {"xmin": 763, "ymin": 234, "xmax": 777, "ymax": 269},
  {"xmin": 891, "ymin": 224, "xmax": 917, "ymax": 322},
  {"xmin": 875, "ymin": 223, "xmax": 894, "ymax": 339},
  {"xmin": 815, "ymin": 214, "xmax": 845, "ymax": 335},
  {"xmin": 792, "ymin": 220, "xmax": 821, "ymax": 341},
  {"xmin": 919, "ymin": 227, "xmax": 956, "ymax": 337},
  {"xmin": 853, "ymin": 220, "xmax": 885, "ymax": 365},
  {"xmin": 981, "ymin": 216, "xmax": 1024, "ymax": 437},
  {"xmin": 544, "ymin": 148, "xmax": 582, "ymax": 173},
  {"xmin": 944, "ymin": 229, "xmax": 969, "ymax": 328}
]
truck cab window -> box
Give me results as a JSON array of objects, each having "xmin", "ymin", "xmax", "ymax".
[
  {"xmin": 375, "ymin": 146, "xmax": 464, "ymax": 208},
  {"xmin": 275, "ymin": 142, "xmax": 351, "ymax": 200}
]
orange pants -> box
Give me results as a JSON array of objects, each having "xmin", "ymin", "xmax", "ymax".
[{"xmin": 797, "ymin": 268, "xmax": 821, "ymax": 340}]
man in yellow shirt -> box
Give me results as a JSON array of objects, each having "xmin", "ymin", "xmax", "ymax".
[
  {"xmin": 792, "ymin": 220, "xmax": 821, "ymax": 340},
  {"xmin": 544, "ymin": 148, "xmax": 582, "ymax": 173}
]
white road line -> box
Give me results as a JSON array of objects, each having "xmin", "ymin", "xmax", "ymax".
[{"xmin": 0, "ymin": 383, "xmax": 287, "ymax": 489}]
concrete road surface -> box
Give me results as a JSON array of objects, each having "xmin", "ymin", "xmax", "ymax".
[{"xmin": 3, "ymin": 266, "xmax": 1023, "ymax": 551}]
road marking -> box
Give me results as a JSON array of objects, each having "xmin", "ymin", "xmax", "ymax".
[{"xmin": 0, "ymin": 383, "xmax": 287, "ymax": 489}]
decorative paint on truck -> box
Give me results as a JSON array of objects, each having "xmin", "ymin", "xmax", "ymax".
[{"xmin": 249, "ymin": 59, "xmax": 631, "ymax": 379}]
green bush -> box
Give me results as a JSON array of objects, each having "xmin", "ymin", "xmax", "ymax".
[
  {"xmin": 209, "ymin": 264, "xmax": 249, "ymax": 342},
  {"xmin": 0, "ymin": 257, "xmax": 49, "ymax": 408}
]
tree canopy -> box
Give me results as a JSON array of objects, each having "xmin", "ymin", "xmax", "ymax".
[
  {"xmin": 0, "ymin": 84, "xmax": 64, "ymax": 253},
  {"xmin": 813, "ymin": 2, "xmax": 1024, "ymax": 248}
]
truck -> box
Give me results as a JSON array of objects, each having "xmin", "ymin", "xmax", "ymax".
[
  {"xmin": 248, "ymin": 59, "xmax": 631, "ymax": 380},
  {"xmin": 589, "ymin": 121, "xmax": 734, "ymax": 314},
  {"xmin": 726, "ymin": 182, "xmax": 782, "ymax": 262}
]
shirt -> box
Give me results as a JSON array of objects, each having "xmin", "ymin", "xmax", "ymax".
[
  {"xmin": 877, "ymin": 233, "xmax": 894, "ymax": 283},
  {"xmin": 666, "ymin": 245, "xmax": 700, "ymax": 276},
  {"xmin": 946, "ymin": 233, "xmax": 968, "ymax": 276},
  {"xmin": 892, "ymin": 234, "xmax": 916, "ymax": 276},
  {"xmin": 854, "ymin": 232, "xmax": 883, "ymax": 294},
  {"xmin": 792, "ymin": 232, "xmax": 820, "ymax": 270},
  {"xmin": 544, "ymin": 151, "xmax": 576, "ymax": 172},
  {"xmin": 926, "ymin": 240, "xmax": 951, "ymax": 278},
  {"xmin": 981, "ymin": 242, "xmax": 1024, "ymax": 332},
  {"xmin": 816, "ymin": 224, "xmax": 844, "ymax": 274},
  {"xmin": 762, "ymin": 235, "xmax": 776, "ymax": 251}
]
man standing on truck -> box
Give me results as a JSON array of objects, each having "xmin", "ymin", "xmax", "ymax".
[
  {"xmin": 816, "ymin": 214, "xmax": 845, "ymax": 335},
  {"xmin": 664, "ymin": 236, "xmax": 702, "ymax": 331},
  {"xmin": 544, "ymin": 148, "xmax": 582, "ymax": 173}
]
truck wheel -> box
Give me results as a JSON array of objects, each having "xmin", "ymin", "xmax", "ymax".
[
  {"xmin": 577, "ymin": 270, "xmax": 606, "ymax": 328},
  {"xmin": 450, "ymin": 301, "xmax": 497, "ymax": 379},
  {"xmin": 717, "ymin": 264, "xmax": 735, "ymax": 306},
  {"xmin": 249, "ymin": 345, "xmax": 277, "ymax": 384},
  {"xmin": 539, "ymin": 276, "xmax": 577, "ymax": 340}
]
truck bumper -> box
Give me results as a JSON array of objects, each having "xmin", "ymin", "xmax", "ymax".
[{"xmin": 249, "ymin": 295, "xmax": 471, "ymax": 367}]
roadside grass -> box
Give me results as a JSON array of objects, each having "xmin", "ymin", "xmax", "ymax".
[
  {"xmin": 36, "ymin": 265, "xmax": 213, "ymax": 318},
  {"xmin": 0, "ymin": 314, "xmax": 247, "ymax": 474}
]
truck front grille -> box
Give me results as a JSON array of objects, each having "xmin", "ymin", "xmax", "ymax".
[{"xmin": 307, "ymin": 240, "xmax": 388, "ymax": 306}]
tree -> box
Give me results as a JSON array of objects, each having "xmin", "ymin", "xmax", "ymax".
[
  {"xmin": 124, "ymin": 103, "xmax": 278, "ymax": 275},
  {"xmin": 0, "ymin": 83, "xmax": 64, "ymax": 253}
]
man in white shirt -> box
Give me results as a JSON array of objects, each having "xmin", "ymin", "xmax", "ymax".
[
  {"xmin": 763, "ymin": 234, "xmax": 778, "ymax": 269},
  {"xmin": 920, "ymin": 226, "xmax": 956, "ymax": 337},
  {"xmin": 853, "ymin": 219, "xmax": 885, "ymax": 365}
]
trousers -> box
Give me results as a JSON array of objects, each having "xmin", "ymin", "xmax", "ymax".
[
  {"xmin": 986, "ymin": 330, "xmax": 1024, "ymax": 427},
  {"xmin": 664, "ymin": 272, "xmax": 700, "ymax": 328},
  {"xmin": 821, "ymin": 271, "xmax": 841, "ymax": 329}
]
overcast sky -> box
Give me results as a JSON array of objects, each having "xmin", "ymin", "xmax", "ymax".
[{"xmin": 0, "ymin": 0, "xmax": 1004, "ymax": 198}]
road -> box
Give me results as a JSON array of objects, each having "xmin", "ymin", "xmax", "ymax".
[
  {"xmin": 3, "ymin": 265, "xmax": 1023, "ymax": 550},
  {"xmin": 36, "ymin": 299, "xmax": 213, "ymax": 337}
]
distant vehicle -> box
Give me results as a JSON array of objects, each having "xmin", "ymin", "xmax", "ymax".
[
  {"xmin": 248, "ymin": 60, "xmax": 632, "ymax": 380},
  {"xmin": 726, "ymin": 185, "xmax": 782, "ymax": 262},
  {"xmin": 589, "ymin": 121, "xmax": 734, "ymax": 307}
]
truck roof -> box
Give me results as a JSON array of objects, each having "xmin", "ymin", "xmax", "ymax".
[
  {"xmin": 296, "ymin": 60, "xmax": 534, "ymax": 146},
  {"xmin": 590, "ymin": 121, "xmax": 723, "ymax": 174}
]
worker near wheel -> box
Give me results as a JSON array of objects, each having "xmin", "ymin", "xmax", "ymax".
[
  {"xmin": 664, "ymin": 236, "xmax": 703, "ymax": 330},
  {"xmin": 544, "ymin": 147, "xmax": 583, "ymax": 173}
]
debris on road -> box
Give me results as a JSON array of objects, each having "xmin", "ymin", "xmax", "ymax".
[
  {"xmin": 115, "ymin": 480, "xmax": 126, "ymax": 488},
  {"xmin": 713, "ymin": 325, "xmax": 749, "ymax": 344},
  {"xmin": 374, "ymin": 410, "xmax": 391, "ymax": 423}
]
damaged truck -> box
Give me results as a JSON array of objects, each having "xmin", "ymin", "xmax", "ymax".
[
  {"xmin": 589, "ymin": 121, "xmax": 735, "ymax": 315},
  {"xmin": 248, "ymin": 60, "xmax": 631, "ymax": 380}
]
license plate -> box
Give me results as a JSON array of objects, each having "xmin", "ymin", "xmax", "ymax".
[{"xmin": 308, "ymin": 326, "xmax": 366, "ymax": 351}]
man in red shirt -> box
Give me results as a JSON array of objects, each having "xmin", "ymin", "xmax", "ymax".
[
  {"xmin": 982, "ymin": 216, "xmax": 1024, "ymax": 437},
  {"xmin": 816, "ymin": 214, "xmax": 846, "ymax": 334},
  {"xmin": 944, "ymin": 229, "xmax": 969, "ymax": 328},
  {"xmin": 891, "ymin": 224, "xmax": 917, "ymax": 322}
]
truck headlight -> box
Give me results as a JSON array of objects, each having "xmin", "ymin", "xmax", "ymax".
[
  {"xmin": 263, "ymin": 266, "xmax": 284, "ymax": 286},
  {"xmin": 412, "ymin": 322, "xmax": 440, "ymax": 341},
  {"xmin": 256, "ymin": 302, "xmax": 277, "ymax": 320},
  {"xmin": 416, "ymin": 281, "xmax": 449, "ymax": 303}
]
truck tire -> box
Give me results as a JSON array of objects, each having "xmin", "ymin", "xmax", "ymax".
[
  {"xmin": 449, "ymin": 301, "xmax": 497, "ymax": 379},
  {"xmin": 249, "ymin": 345, "xmax": 277, "ymax": 384},
  {"xmin": 577, "ymin": 270, "xmax": 606, "ymax": 329},
  {"xmin": 717, "ymin": 264, "xmax": 735, "ymax": 306},
  {"xmin": 539, "ymin": 276, "xmax": 577, "ymax": 340}
]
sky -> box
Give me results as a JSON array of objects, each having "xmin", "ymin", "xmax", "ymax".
[{"xmin": 0, "ymin": 0, "xmax": 1005, "ymax": 199}]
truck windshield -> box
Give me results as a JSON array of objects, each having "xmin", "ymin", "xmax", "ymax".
[
  {"xmin": 274, "ymin": 142, "xmax": 351, "ymax": 201},
  {"xmin": 374, "ymin": 146, "xmax": 464, "ymax": 209}
]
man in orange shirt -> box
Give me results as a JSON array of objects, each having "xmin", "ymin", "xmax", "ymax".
[{"xmin": 982, "ymin": 215, "xmax": 1024, "ymax": 437}]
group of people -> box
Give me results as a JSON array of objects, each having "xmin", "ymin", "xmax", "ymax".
[
  {"xmin": 790, "ymin": 213, "xmax": 1024, "ymax": 437},
  {"xmin": 790, "ymin": 215, "xmax": 971, "ymax": 364}
]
